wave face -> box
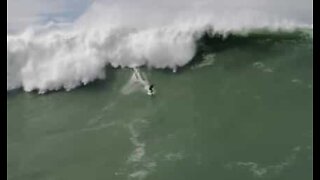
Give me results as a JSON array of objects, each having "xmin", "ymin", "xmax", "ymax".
[{"xmin": 7, "ymin": 0, "xmax": 312, "ymax": 93}]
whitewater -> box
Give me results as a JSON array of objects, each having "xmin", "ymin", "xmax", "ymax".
[{"xmin": 7, "ymin": 0, "xmax": 312, "ymax": 93}]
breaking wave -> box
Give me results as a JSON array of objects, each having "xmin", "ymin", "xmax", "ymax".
[{"xmin": 7, "ymin": 0, "xmax": 312, "ymax": 93}]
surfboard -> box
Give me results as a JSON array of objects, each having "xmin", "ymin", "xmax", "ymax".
[
  {"xmin": 147, "ymin": 88, "xmax": 155, "ymax": 96},
  {"xmin": 147, "ymin": 91, "xmax": 155, "ymax": 96}
]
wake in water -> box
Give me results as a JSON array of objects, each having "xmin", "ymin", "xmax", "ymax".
[
  {"xmin": 121, "ymin": 68, "xmax": 154, "ymax": 95},
  {"xmin": 7, "ymin": 0, "xmax": 312, "ymax": 93}
]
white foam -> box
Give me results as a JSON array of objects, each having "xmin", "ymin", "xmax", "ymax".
[
  {"xmin": 128, "ymin": 170, "xmax": 149, "ymax": 180},
  {"xmin": 121, "ymin": 68, "xmax": 150, "ymax": 95},
  {"xmin": 191, "ymin": 54, "xmax": 216, "ymax": 70},
  {"xmin": 164, "ymin": 152, "xmax": 184, "ymax": 161},
  {"xmin": 126, "ymin": 119, "xmax": 157, "ymax": 180},
  {"xmin": 253, "ymin": 62, "xmax": 274, "ymax": 73},
  {"xmin": 225, "ymin": 146, "xmax": 303, "ymax": 178},
  {"xmin": 7, "ymin": 0, "xmax": 312, "ymax": 93}
]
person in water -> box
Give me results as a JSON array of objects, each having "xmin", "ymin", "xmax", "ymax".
[{"xmin": 148, "ymin": 84, "xmax": 154, "ymax": 94}]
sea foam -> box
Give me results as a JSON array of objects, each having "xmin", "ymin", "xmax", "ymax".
[{"xmin": 7, "ymin": 0, "xmax": 312, "ymax": 93}]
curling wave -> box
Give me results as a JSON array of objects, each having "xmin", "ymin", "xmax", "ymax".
[{"xmin": 7, "ymin": 0, "xmax": 312, "ymax": 93}]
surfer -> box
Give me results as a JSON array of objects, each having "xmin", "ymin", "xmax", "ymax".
[{"xmin": 148, "ymin": 84, "xmax": 154, "ymax": 95}]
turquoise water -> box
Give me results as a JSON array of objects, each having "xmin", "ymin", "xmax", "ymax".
[{"xmin": 7, "ymin": 31, "xmax": 312, "ymax": 180}]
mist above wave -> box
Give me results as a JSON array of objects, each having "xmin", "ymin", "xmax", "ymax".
[{"xmin": 7, "ymin": 0, "xmax": 312, "ymax": 93}]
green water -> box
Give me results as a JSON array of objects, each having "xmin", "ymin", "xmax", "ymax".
[{"xmin": 7, "ymin": 32, "xmax": 312, "ymax": 180}]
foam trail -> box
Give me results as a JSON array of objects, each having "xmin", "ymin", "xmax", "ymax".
[
  {"xmin": 7, "ymin": 0, "xmax": 312, "ymax": 93},
  {"xmin": 121, "ymin": 68, "xmax": 150, "ymax": 95},
  {"xmin": 225, "ymin": 146, "xmax": 306, "ymax": 178},
  {"xmin": 126, "ymin": 119, "xmax": 157, "ymax": 180}
]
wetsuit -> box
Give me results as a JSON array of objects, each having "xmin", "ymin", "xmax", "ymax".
[{"xmin": 149, "ymin": 84, "xmax": 154, "ymax": 93}]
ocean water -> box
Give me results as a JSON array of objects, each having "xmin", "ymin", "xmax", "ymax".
[{"xmin": 7, "ymin": 29, "xmax": 312, "ymax": 180}]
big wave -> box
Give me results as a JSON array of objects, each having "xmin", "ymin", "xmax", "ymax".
[{"xmin": 7, "ymin": 0, "xmax": 312, "ymax": 93}]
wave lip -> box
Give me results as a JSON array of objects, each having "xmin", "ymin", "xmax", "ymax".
[{"xmin": 7, "ymin": 1, "xmax": 312, "ymax": 93}]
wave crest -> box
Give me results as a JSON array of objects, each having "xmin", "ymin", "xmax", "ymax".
[{"xmin": 7, "ymin": 0, "xmax": 312, "ymax": 93}]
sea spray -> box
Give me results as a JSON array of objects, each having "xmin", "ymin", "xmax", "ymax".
[{"xmin": 7, "ymin": 0, "xmax": 312, "ymax": 93}]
